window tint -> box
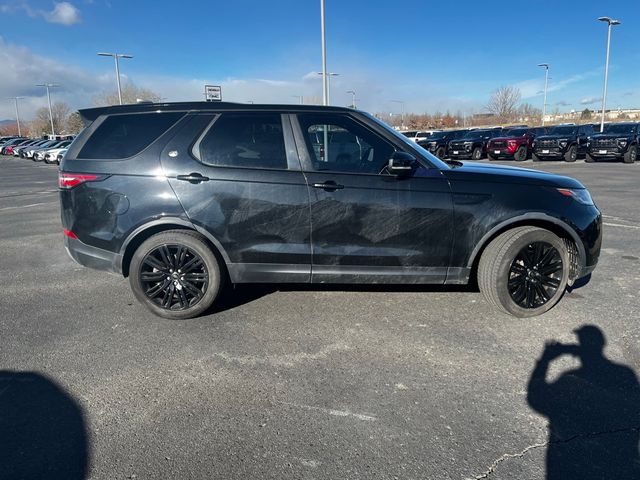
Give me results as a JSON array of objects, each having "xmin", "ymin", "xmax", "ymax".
[
  {"xmin": 198, "ymin": 114, "xmax": 286, "ymax": 169},
  {"xmin": 79, "ymin": 112, "xmax": 184, "ymax": 159},
  {"xmin": 298, "ymin": 114, "xmax": 395, "ymax": 174}
]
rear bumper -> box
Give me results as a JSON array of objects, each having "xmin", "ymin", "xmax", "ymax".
[{"xmin": 64, "ymin": 235, "xmax": 123, "ymax": 274}]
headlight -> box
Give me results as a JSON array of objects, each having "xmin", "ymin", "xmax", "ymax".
[
  {"xmin": 558, "ymin": 139, "xmax": 568, "ymax": 148},
  {"xmin": 464, "ymin": 142, "xmax": 472, "ymax": 151},
  {"xmin": 617, "ymin": 138, "xmax": 627, "ymax": 147},
  {"xmin": 557, "ymin": 188, "xmax": 594, "ymax": 206}
]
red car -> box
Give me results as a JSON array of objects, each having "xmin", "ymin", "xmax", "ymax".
[{"xmin": 487, "ymin": 127, "xmax": 547, "ymax": 161}]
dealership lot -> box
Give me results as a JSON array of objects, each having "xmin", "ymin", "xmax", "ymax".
[{"xmin": 1, "ymin": 156, "xmax": 639, "ymax": 479}]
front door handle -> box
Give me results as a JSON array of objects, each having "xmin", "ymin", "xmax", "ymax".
[
  {"xmin": 312, "ymin": 181, "xmax": 344, "ymax": 191},
  {"xmin": 176, "ymin": 173, "xmax": 210, "ymax": 184}
]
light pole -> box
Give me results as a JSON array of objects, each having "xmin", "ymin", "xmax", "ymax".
[
  {"xmin": 391, "ymin": 100, "xmax": 405, "ymax": 129},
  {"xmin": 36, "ymin": 83, "xmax": 59, "ymax": 136},
  {"xmin": 98, "ymin": 52, "xmax": 134, "ymax": 105},
  {"xmin": 292, "ymin": 95, "xmax": 304, "ymax": 105},
  {"xmin": 320, "ymin": 0, "xmax": 328, "ymax": 106},
  {"xmin": 7, "ymin": 97, "xmax": 24, "ymax": 136},
  {"xmin": 316, "ymin": 72, "xmax": 339, "ymax": 105},
  {"xmin": 597, "ymin": 17, "xmax": 621, "ymax": 132},
  {"xmin": 347, "ymin": 90, "xmax": 356, "ymax": 109},
  {"xmin": 538, "ymin": 63, "xmax": 549, "ymax": 126}
]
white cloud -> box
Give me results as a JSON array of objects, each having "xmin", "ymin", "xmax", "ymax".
[
  {"xmin": 580, "ymin": 96, "xmax": 601, "ymax": 105},
  {"xmin": 0, "ymin": 1, "xmax": 81, "ymax": 26},
  {"xmin": 49, "ymin": 2, "xmax": 81, "ymax": 25}
]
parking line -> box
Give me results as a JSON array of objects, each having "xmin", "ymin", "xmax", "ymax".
[
  {"xmin": 0, "ymin": 202, "xmax": 49, "ymax": 211},
  {"xmin": 603, "ymin": 222, "xmax": 640, "ymax": 230}
]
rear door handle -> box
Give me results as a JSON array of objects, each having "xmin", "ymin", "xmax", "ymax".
[
  {"xmin": 176, "ymin": 173, "xmax": 210, "ymax": 184},
  {"xmin": 312, "ymin": 181, "xmax": 344, "ymax": 191}
]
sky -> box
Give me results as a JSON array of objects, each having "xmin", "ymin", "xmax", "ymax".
[{"xmin": 1, "ymin": 0, "xmax": 639, "ymax": 121}]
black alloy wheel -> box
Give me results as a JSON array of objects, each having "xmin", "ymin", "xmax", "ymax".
[
  {"xmin": 130, "ymin": 230, "xmax": 222, "ymax": 319},
  {"xmin": 514, "ymin": 146, "xmax": 527, "ymax": 161},
  {"xmin": 507, "ymin": 241, "xmax": 563, "ymax": 309},
  {"xmin": 139, "ymin": 244, "xmax": 209, "ymax": 311}
]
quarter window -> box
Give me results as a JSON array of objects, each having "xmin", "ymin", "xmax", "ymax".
[
  {"xmin": 78, "ymin": 112, "xmax": 184, "ymax": 159},
  {"xmin": 297, "ymin": 114, "xmax": 395, "ymax": 174},
  {"xmin": 198, "ymin": 114, "xmax": 287, "ymax": 169}
]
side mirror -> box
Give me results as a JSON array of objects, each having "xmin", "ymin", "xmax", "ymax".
[{"xmin": 388, "ymin": 151, "xmax": 416, "ymax": 175}]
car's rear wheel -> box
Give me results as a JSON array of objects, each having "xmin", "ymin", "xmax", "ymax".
[
  {"xmin": 478, "ymin": 226, "xmax": 569, "ymax": 317},
  {"xmin": 514, "ymin": 146, "xmax": 527, "ymax": 161},
  {"xmin": 623, "ymin": 145, "xmax": 637, "ymax": 164},
  {"xmin": 129, "ymin": 230, "xmax": 222, "ymax": 319},
  {"xmin": 472, "ymin": 147, "xmax": 483, "ymax": 160},
  {"xmin": 564, "ymin": 145, "xmax": 577, "ymax": 162}
]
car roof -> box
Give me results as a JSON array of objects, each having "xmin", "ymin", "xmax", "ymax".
[{"xmin": 79, "ymin": 101, "xmax": 357, "ymax": 123}]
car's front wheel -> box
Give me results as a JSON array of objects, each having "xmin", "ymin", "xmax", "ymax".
[
  {"xmin": 472, "ymin": 147, "xmax": 483, "ymax": 160},
  {"xmin": 514, "ymin": 146, "xmax": 527, "ymax": 161},
  {"xmin": 435, "ymin": 147, "xmax": 446, "ymax": 159},
  {"xmin": 129, "ymin": 230, "xmax": 222, "ymax": 319},
  {"xmin": 478, "ymin": 226, "xmax": 569, "ymax": 317},
  {"xmin": 623, "ymin": 145, "xmax": 637, "ymax": 164},
  {"xmin": 564, "ymin": 145, "xmax": 577, "ymax": 162}
]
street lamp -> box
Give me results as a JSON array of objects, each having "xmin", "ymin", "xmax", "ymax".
[
  {"xmin": 320, "ymin": 0, "xmax": 328, "ymax": 106},
  {"xmin": 35, "ymin": 83, "xmax": 59, "ymax": 136},
  {"xmin": 538, "ymin": 63, "xmax": 549, "ymax": 126},
  {"xmin": 98, "ymin": 52, "xmax": 134, "ymax": 105},
  {"xmin": 390, "ymin": 100, "xmax": 405, "ymax": 129},
  {"xmin": 6, "ymin": 96, "xmax": 24, "ymax": 136},
  {"xmin": 597, "ymin": 16, "xmax": 621, "ymax": 132},
  {"xmin": 347, "ymin": 90, "xmax": 356, "ymax": 109},
  {"xmin": 316, "ymin": 72, "xmax": 339, "ymax": 105}
]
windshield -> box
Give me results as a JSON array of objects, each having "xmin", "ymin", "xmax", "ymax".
[
  {"xmin": 604, "ymin": 124, "xmax": 637, "ymax": 135},
  {"xmin": 362, "ymin": 112, "xmax": 450, "ymax": 170},
  {"xmin": 549, "ymin": 126, "xmax": 577, "ymax": 135},
  {"xmin": 428, "ymin": 132, "xmax": 448, "ymax": 140},
  {"xmin": 462, "ymin": 129, "xmax": 492, "ymax": 139},
  {"xmin": 402, "ymin": 131, "xmax": 418, "ymax": 137},
  {"xmin": 505, "ymin": 129, "xmax": 527, "ymax": 137}
]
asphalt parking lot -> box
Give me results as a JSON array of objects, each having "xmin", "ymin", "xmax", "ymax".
[{"xmin": 1, "ymin": 155, "xmax": 639, "ymax": 479}]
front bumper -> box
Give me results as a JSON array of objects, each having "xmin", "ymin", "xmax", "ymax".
[
  {"xmin": 488, "ymin": 148, "xmax": 516, "ymax": 159},
  {"xmin": 533, "ymin": 147, "xmax": 566, "ymax": 158},
  {"xmin": 587, "ymin": 147, "xmax": 624, "ymax": 159},
  {"xmin": 64, "ymin": 234, "xmax": 123, "ymax": 274},
  {"xmin": 448, "ymin": 147, "xmax": 473, "ymax": 159}
]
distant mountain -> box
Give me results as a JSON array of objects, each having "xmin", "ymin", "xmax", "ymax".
[{"xmin": 0, "ymin": 119, "xmax": 16, "ymax": 126}]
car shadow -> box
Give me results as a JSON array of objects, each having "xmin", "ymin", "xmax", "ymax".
[
  {"xmin": 527, "ymin": 325, "xmax": 640, "ymax": 479},
  {"xmin": 0, "ymin": 370, "xmax": 89, "ymax": 479},
  {"xmin": 209, "ymin": 282, "xmax": 478, "ymax": 314}
]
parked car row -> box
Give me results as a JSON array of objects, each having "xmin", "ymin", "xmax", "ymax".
[
  {"xmin": 0, "ymin": 136, "xmax": 72, "ymax": 164},
  {"xmin": 415, "ymin": 122, "xmax": 639, "ymax": 164}
]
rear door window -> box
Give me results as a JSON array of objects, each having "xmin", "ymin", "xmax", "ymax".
[
  {"xmin": 196, "ymin": 113, "xmax": 287, "ymax": 170},
  {"xmin": 78, "ymin": 112, "xmax": 184, "ymax": 159}
]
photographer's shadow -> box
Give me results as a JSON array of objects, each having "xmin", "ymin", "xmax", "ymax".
[
  {"xmin": 0, "ymin": 371, "xmax": 88, "ymax": 479},
  {"xmin": 527, "ymin": 325, "xmax": 640, "ymax": 479}
]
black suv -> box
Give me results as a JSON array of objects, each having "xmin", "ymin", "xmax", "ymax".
[
  {"xmin": 60, "ymin": 102, "xmax": 601, "ymax": 319},
  {"xmin": 418, "ymin": 129, "xmax": 469, "ymax": 159},
  {"xmin": 448, "ymin": 128, "xmax": 504, "ymax": 160},
  {"xmin": 586, "ymin": 122, "xmax": 639, "ymax": 164},
  {"xmin": 533, "ymin": 124, "xmax": 594, "ymax": 162}
]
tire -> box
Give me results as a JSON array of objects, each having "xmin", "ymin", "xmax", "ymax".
[
  {"xmin": 477, "ymin": 226, "xmax": 569, "ymax": 317},
  {"xmin": 564, "ymin": 145, "xmax": 577, "ymax": 162},
  {"xmin": 514, "ymin": 146, "xmax": 527, "ymax": 162},
  {"xmin": 623, "ymin": 145, "xmax": 637, "ymax": 164},
  {"xmin": 435, "ymin": 147, "xmax": 446, "ymax": 159},
  {"xmin": 585, "ymin": 154, "xmax": 596, "ymax": 163},
  {"xmin": 472, "ymin": 147, "xmax": 483, "ymax": 160},
  {"xmin": 129, "ymin": 230, "xmax": 223, "ymax": 319},
  {"xmin": 532, "ymin": 154, "xmax": 541, "ymax": 162},
  {"xmin": 487, "ymin": 153, "xmax": 496, "ymax": 161}
]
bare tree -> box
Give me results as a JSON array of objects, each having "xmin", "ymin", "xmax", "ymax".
[
  {"xmin": 93, "ymin": 83, "xmax": 162, "ymax": 106},
  {"xmin": 66, "ymin": 111, "xmax": 85, "ymax": 134},
  {"xmin": 29, "ymin": 102, "xmax": 71, "ymax": 136},
  {"xmin": 486, "ymin": 86, "xmax": 521, "ymax": 121}
]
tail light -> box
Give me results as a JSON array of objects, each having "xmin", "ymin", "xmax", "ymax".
[{"xmin": 58, "ymin": 172, "xmax": 107, "ymax": 189}]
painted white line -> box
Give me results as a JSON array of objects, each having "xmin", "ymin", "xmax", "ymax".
[
  {"xmin": 0, "ymin": 202, "xmax": 49, "ymax": 211},
  {"xmin": 603, "ymin": 222, "xmax": 640, "ymax": 230},
  {"xmin": 280, "ymin": 402, "xmax": 376, "ymax": 422}
]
